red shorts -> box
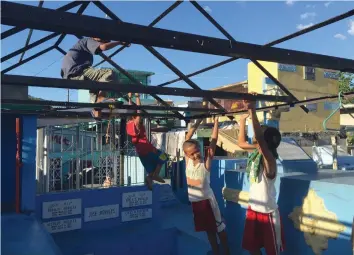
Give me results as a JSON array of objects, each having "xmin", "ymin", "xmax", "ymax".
[
  {"xmin": 191, "ymin": 199, "xmax": 223, "ymax": 233},
  {"xmin": 242, "ymin": 207, "xmax": 285, "ymax": 255}
]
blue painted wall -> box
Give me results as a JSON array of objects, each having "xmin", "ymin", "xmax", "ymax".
[
  {"xmin": 1, "ymin": 114, "xmax": 17, "ymax": 211},
  {"xmin": 35, "ymin": 185, "xmax": 164, "ymax": 255},
  {"xmin": 21, "ymin": 115, "xmax": 37, "ymax": 213},
  {"xmin": 172, "ymin": 158, "xmax": 354, "ymax": 255}
]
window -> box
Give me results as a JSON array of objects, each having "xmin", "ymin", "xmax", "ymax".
[
  {"xmin": 303, "ymin": 66, "xmax": 316, "ymax": 80},
  {"xmin": 278, "ymin": 64, "xmax": 297, "ymax": 72},
  {"xmin": 324, "ymin": 102, "xmax": 339, "ymax": 111},
  {"xmin": 304, "ymin": 97, "xmax": 317, "ymax": 112},
  {"xmin": 323, "ymin": 70, "xmax": 339, "ymax": 80}
]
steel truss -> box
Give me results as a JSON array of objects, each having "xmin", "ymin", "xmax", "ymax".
[{"xmin": 1, "ymin": 0, "xmax": 354, "ymax": 120}]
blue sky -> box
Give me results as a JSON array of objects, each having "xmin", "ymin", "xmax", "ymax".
[{"xmin": 1, "ymin": 1, "xmax": 354, "ymax": 103}]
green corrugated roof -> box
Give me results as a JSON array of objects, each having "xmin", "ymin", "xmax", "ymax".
[{"xmin": 99, "ymin": 67, "xmax": 154, "ymax": 76}]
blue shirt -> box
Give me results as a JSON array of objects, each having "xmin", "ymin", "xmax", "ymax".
[{"xmin": 61, "ymin": 38, "xmax": 101, "ymax": 79}]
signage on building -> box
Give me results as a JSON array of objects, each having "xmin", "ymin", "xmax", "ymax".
[
  {"xmin": 122, "ymin": 191, "xmax": 152, "ymax": 208},
  {"xmin": 304, "ymin": 66, "xmax": 316, "ymax": 80},
  {"xmin": 278, "ymin": 64, "xmax": 297, "ymax": 72},
  {"xmin": 84, "ymin": 204, "xmax": 119, "ymax": 222},
  {"xmin": 323, "ymin": 70, "xmax": 339, "ymax": 80},
  {"xmin": 42, "ymin": 199, "xmax": 82, "ymax": 219},
  {"xmin": 121, "ymin": 208, "xmax": 152, "ymax": 222},
  {"xmin": 43, "ymin": 218, "xmax": 82, "ymax": 233}
]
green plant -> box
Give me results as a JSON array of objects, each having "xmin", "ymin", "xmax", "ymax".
[
  {"xmin": 347, "ymin": 133, "xmax": 354, "ymax": 146},
  {"xmin": 338, "ymin": 72, "xmax": 354, "ymax": 104}
]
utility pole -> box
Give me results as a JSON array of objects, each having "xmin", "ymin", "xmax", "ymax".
[{"xmin": 67, "ymin": 89, "xmax": 70, "ymax": 102}]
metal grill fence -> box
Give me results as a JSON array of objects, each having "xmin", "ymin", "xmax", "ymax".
[{"xmin": 36, "ymin": 119, "xmax": 151, "ymax": 194}]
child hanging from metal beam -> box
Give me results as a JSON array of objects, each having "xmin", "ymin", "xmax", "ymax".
[
  {"xmin": 238, "ymin": 93, "xmax": 285, "ymax": 255},
  {"xmin": 61, "ymin": 37, "xmax": 131, "ymax": 120},
  {"xmin": 183, "ymin": 107, "xmax": 230, "ymax": 255},
  {"xmin": 126, "ymin": 93, "xmax": 168, "ymax": 190}
]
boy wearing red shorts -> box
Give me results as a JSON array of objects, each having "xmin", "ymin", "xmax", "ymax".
[
  {"xmin": 238, "ymin": 95, "xmax": 285, "ymax": 255},
  {"xmin": 183, "ymin": 115, "xmax": 230, "ymax": 255},
  {"xmin": 126, "ymin": 93, "xmax": 167, "ymax": 190}
]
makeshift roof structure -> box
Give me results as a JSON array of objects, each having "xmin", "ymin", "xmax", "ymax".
[{"xmin": 1, "ymin": 1, "xmax": 354, "ymax": 121}]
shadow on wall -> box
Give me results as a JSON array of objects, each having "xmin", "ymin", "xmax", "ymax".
[
  {"xmin": 278, "ymin": 176, "xmax": 352, "ymax": 255},
  {"xmin": 223, "ymin": 169, "xmax": 246, "ymax": 255}
]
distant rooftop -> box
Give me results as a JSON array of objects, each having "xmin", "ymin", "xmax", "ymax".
[{"xmin": 211, "ymin": 80, "xmax": 248, "ymax": 91}]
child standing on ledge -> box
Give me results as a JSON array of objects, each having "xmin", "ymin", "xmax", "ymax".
[
  {"xmin": 126, "ymin": 93, "xmax": 168, "ymax": 190},
  {"xmin": 238, "ymin": 93, "xmax": 285, "ymax": 255},
  {"xmin": 183, "ymin": 114, "xmax": 230, "ymax": 255}
]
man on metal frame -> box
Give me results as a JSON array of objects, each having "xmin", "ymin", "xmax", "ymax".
[{"xmin": 61, "ymin": 37, "xmax": 131, "ymax": 120}]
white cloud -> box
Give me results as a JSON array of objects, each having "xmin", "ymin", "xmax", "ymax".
[
  {"xmin": 296, "ymin": 23, "xmax": 314, "ymax": 30},
  {"xmin": 334, "ymin": 33, "xmax": 347, "ymax": 40},
  {"xmin": 324, "ymin": 2, "xmax": 332, "ymax": 8},
  {"xmin": 285, "ymin": 0, "xmax": 295, "ymax": 6},
  {"xmin": 203, "ymin": 5, "xmax": 212, "ymax": 13},
  {"xmin": 306, "ymin": 4, "xmax": 316, "ymax": 8},
  {"xmin": 348, "ymin": 20, "xmax": 354, "ymax": 36},
  {"xmin": 300, "ymin": 12, "xmax": 317, "ymax": 20}
]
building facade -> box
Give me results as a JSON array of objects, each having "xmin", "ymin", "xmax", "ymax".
[
  {"xmin": 207, "ymin": 62, "xmax": 340, "ymax": 133},
  {"xmin": 248, "ymin": 61, "xmax": 340, "ymax": 132}
]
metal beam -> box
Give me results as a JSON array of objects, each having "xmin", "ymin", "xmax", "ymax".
[
  {"xmin": 1, "ymin": 1, "xmax": 85, "ymax": 39},
  {"xmin": 2, "ymin": 2, "xmax": 354, "ymax": 72},
  {"xmin": 1, "ymin": 109, "xmax": 179, "ymax": 119},
  {"xmin": 19, "ymin": 0, "xmax": 44, "ymax": 62},
  {"xmin": 94, "ymin": 1, "xmax": 226, "ymax": 113},
  {"xmin": 1, "ymin": 46, "xmax": 56, "ymax": 74},
  {"xmin": 158, "ymin": 8, "xmax": 354, "ymax": 87},
  {"xmin": 191, "ymin": 0, "xmax": 309, "ymax": 113},
  {"xmin": 185, "ymin": 92, "xmax": 354, "ymax": 120},
  {"xmin": 341, "ymin": 108, "xmax": 354, "ymax": 114},
  {"xmin": 252, "ymin": 59, "xmax": 309, "ymax": 113},
  {"xmin": 1, "ymin": 33, "xmax": 60, "ymax": 63},
  {"xmin": 92, "ymin": 0, "xmax": 183, "ymax": 67},
  {"xmin": 1, "ymin": 74, "xmax": 292, "ymax": 102},
  {"xmin": 96, "ymin": 51, "xmax": 185, "ymax": 119},
  {"xmin": 1, "ymin": 99, "xmax": 225, "ymax": 113},
  {"xmin": 91, "ymin": 1, "xmax": 187, "ymax": 119},
  {"xmin": 1, "ymin": 1, "xmax": 89, "ymax": 63},
  {"xmin": 53, "ymin": 1, "xmax": 90, "ymax": 47}
]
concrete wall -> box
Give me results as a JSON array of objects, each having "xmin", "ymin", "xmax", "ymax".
[
  {"xmin": 172, "ymin": 158, "xmax": 353, "ymax": 255},
  {"xmin": 1, "ymin": 114, "xmax": 17, "ymax": 212},
  {"xmin": 1, "ymin": 114, "xmax": 37, "ymax": 213},
  {"xmin": 35, "ymin": 185, "xmax": 163, "ymax": 255}
]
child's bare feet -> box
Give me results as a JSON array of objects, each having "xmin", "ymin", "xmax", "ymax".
[
  {"xmin": 145, "ymin": 176, "xmax": 153, "ymax": 190},
  {"xmin": 152, "ymin": 175, "xmax": 166, "ymax": 183}
]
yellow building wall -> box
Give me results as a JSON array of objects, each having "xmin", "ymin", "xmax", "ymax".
[
  {"xmin": 247, "ymin": 61, "xmax": 279, "ymax": 123},
  {"xmin": 277, "ymin": 66, "xmax": 339, "ymax": 132},
  {"xmin": 246, "ymin": 62, "xmax": 339, "ymax": 132}
]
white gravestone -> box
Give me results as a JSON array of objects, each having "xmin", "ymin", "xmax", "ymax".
[
  {"xmin": 43, "ymin": 218, "xmax": 82, "ymax": 233},
  {"xmin": 122, "ymin": 191, "xmax": 152, "ymax": 208},
  {"xmin": 84, "ymin": 204, "xmax": 119, "ymax": 222},
  {"xmin": 121, "ymin": 208, "xmax": 152, "ymax": 222},
  {"xmin": 42, "ymin": 199, "xmax": 81, "ymax": 219}
]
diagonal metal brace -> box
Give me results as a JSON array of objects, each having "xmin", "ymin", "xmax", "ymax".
[
  {"xmin": 93, "ymin": 0, "xmax": 183, "ymax": 68},
  {"xmin": 191, "ymin": 0, "xmax": 308, "ymax": 113},
  {"xmin": 94, "ymin": 1, "xmax": 226, "ymax": 113}
]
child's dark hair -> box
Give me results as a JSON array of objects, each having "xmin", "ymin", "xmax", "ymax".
[
  {"xmin": 183, "ymin": 139, "xmax": 200, "ymax": 151},
  {"xmin": 262, "ymin": 126, "xmax": 281, "ymax": 159}
]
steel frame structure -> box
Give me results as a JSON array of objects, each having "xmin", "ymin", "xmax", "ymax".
[{"xmin": 1, "ymin": 0, "xmax": 354, "ymax": 121}]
